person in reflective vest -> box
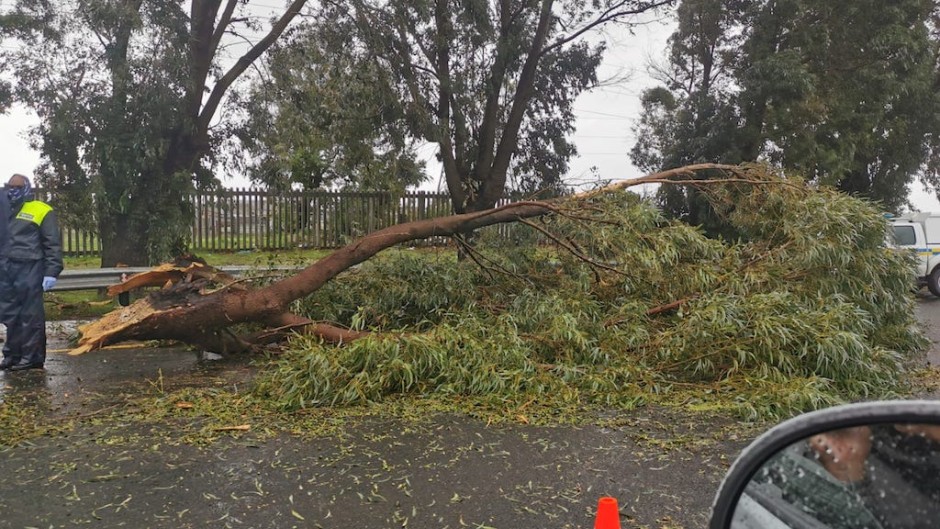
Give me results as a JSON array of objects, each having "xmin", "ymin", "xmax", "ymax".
[
  {"xmin": 0, "ymin": 182, "xmax": 11, "ymax": 326},
  {"xmin": 0, "ymin": 174, "xmax": 63, "ymax": 371}
]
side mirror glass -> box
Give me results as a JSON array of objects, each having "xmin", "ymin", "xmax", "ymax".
[{"xmin": 710, "ymin": 401, "xmax": 940, "ymax": 529}]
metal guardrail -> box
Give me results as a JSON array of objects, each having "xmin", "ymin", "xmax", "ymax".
[{"xmin": 53, "ymin": 266, "xmax": 299, "ymax": 291}]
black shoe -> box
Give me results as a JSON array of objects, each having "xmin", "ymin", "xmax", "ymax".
[
  {"xmin": 0, "ymin": 357, "xmax": 18, "ymax": 370},
  {"xmin": 8, "ymin": 360, "xmax": 43, "ymax": 371}
]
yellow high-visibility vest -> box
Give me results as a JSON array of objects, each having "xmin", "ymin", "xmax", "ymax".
[{"xmin": 15, "ymin": 201, "xmax": 53, "ymax": 226}]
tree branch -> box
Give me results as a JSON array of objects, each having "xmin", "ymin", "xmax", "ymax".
[
  {"xmin": 71, "ymin": 163, "xmax": 792, "ymax": 355},
  {"xmin": 540, "ymin": 0, "xmax": 676, "ymax": 58},
  {"xmin": 471, "ymin": 0, "xmax": 524, "ymax": 196},
  {"xmin": 197, "ymin": 0, "xmax": 308, "ymax": 132},
  {"xmin": 453, "ymin": 234, "xmax": 531, "ymax": 285},
  {"xmin": 518, "ymin": 218, "xmax": 623, "ymax": 278},
  {"xmin": 476, "ymin": 0, "xmax": 556, "ymax": 210},
  {"xmin": 209, "ymin": 0, "xmax": 239, "ymax": 59}
]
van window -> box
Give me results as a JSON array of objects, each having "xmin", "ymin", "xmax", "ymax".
[{"xmin": 893, "ymin": 225, "xmax": 917, "ymax": 246}]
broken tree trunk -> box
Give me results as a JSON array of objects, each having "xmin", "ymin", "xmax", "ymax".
[{"xmin": 70, "ymin": 163, "xmax": 758, "ymax": 355}]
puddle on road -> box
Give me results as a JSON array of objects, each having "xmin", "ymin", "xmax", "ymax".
[{"xmin": 0, "ymin": 320, "xmax": 249, "ymax": 414}]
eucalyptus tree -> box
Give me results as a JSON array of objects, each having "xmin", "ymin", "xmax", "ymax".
[
  {"xmin": 71, "ymin": 164, "xmax": 927, "ymax": 420},
  {"xmin": 632, "ymin": 0, "xmax": 940, "ymax": 214},
  {"xmin": 0, "ymin": 82, "xmax": 9, "ymax": 112},
  {"xmin": 311, "ymin": 0, "xmax": 675, "ymax": 214},
  {"xmin": 630, "ymin": 0, "xmax": 747, "ymax": 231},
  {"xmin": 233, "ymin": 26, "xmax": 426, "ymax": 193},
  {"xmin": 917, "ymin": 3, "xmax": 940, "ymax": 197},
  {"xmin": 0, "ymin": 0, "xmax": 310, "ymax": 265}
]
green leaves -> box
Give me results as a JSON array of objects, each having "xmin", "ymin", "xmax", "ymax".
[
  {"xmin": 633, "ymin": 0, "xmax": 940, "ymax": 213},
  {"xmin": 257, "ymin": 170, "xmax": 928, "ymax": 420},
  {"xmin": 3, "ymin": 0, "xmax": 310, "ymax": 264},
  {"xmin": 233, "ymin": 24, "xmax": 425, "ymax": 193}
]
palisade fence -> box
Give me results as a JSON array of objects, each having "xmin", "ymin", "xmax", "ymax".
[{"xmin": 36, "ymin": 188, "xmax": 516, "ymax": 257}]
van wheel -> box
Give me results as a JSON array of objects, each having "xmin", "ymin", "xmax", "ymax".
[{"xmin": 929, "ymin": 267, "xmax": 940, "ymax": 297}]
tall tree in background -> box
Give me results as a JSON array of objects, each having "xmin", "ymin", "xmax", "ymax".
[
  {"xmin": 633, "ymin": 0, "xmax": 940, "ymax": 214},
  {"xmin": 630, "ymin": 0, "xmax": 747, "ymax": 229},
  {"xmin": 233, "ymin": 26, "xmax": 426, "ymax": 193},
  {"xmin": 917, "ymin": 3, "xmax": 940, "ymax": 197},
  {"xmin": 317, "ymin": 0, "xmax": 674, "ymax": 214},
  {"xmin": 0, "ymin": 0, "xmax": 309, "ymax": 265}
]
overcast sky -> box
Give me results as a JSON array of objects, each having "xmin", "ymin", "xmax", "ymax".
[{"xmin": 1, "ymin": 7, "xmax": 937, "ymax": 212}]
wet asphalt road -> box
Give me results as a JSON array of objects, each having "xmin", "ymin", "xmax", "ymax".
[
  {"xmin": 0, "ymin": 412, "xmax": 734, "ymax": 529},
  {"xmin": 0, "ymin": 320, "xmax": 219, "ymax": 415},
  {"xmin": 0, "ymin": 323, "xmax": 742, "ymax": 528},
  {"xmin": 0, "ymin": 298, "xmax": 938, "ymax": 529},
  {"xmin": 914, "ymin": 294, "xmax": 940, "ymax": 368}
]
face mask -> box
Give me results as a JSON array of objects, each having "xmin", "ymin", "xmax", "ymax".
[{"xmin": 5, "ymin": 180, "xmax": 30, "ymax": 204}]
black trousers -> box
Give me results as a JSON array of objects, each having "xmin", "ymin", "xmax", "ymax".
[{"xmin": 2, "ymin": 259, "xmax": 46, "ymax": 366}]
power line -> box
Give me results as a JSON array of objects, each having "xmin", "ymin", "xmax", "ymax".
[
  {"xmin": 593, "ymin": 86, "xmax": 646, "ymax": 98},
  {"xmin": 574, "ymin": 108, "xmax": 635, "ymax": 119},
  {"xmin": 576, "ymin": 116, "xmax": 633, "ymax": 121}
]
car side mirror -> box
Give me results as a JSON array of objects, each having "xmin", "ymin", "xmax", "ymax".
[{"xmin": 709, "ymin": 401, "xmax": 940, "ymax": 529}]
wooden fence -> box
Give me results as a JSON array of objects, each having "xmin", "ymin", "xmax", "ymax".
[
  {"xmin": 37, "ymin": 189, "xmax": 513, "ymax": 257},
  {"xmin": 190, "ymin": 189, "xmax": 459, "ymax": 251}
]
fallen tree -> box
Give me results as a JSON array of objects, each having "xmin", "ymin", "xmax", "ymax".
[
  {"xmin": 71, "ymin": 163, "xmax": 927, "ymax": 418},
  {"xmin": 75, "ymin": 163, "xmax": 753, "ymax": 355}
]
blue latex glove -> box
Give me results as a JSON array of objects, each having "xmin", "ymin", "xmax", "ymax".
[{"xmin": 42, "ymin": 276, "xmax": 56, "ymax": 291}]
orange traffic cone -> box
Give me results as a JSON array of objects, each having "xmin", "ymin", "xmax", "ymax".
[{"xmin": 594, "ymin": 496, "xmax": 621, "ymax": 529}]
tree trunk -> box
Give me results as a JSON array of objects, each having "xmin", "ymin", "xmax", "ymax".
[
  {"xmin": 93, "ymin": 0, "xmax": 307, "ymax": 267},
  {"xmin": 99, "ymin": 214, "xmax": 150, "ymax": 267},
  {"xmin": 97, "ymin": 162, "xmax": 194, "ymax": 266}
]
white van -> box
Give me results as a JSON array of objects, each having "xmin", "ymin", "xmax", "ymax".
[{"xmin": 889, "ymin": 212, "xmax": 940, "ymax": 295}]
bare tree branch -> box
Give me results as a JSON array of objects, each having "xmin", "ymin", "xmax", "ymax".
[
  {"xmin": 540, "ymin": 0, "xmax": 676, "ymax": 58},
  {"xmin": 518, "ymin": 218, "xmax": 622, "ymax": 278},
  {"xmin": 210, "ymin": 0, "xmax": 239, "ymax": 57},
  {"xmin": 198, "ymin": 0, "xmax": 309, "ymax": 131}
]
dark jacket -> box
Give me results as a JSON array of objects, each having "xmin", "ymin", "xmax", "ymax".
[
  {"xmin": 0, "ymin": 191, "xmax": 10, "ymax": 262},
  {"xmin": 9, "ymin": 198, "xmax": 63, "ymax": 277}
]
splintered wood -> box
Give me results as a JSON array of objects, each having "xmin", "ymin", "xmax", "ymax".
[
  {"xmin": 72, "ymin": 263, "xmax": 241, "ymax": 355},
  {"xmin": 106, "ymin": 262, "xmax": 241, "ymax": 297}
]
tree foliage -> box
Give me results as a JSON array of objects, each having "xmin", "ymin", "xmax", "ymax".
[
  {"xmin": 254, "ymin": 165, "xmax": 927, "ymax": 420},
  {"xmin": 0, "ymin": 0, "xmax": 309, "ymax": 265},
  {"xmin": 232, "ymin": 25, "xmax": 426, "ymax": 192},
  {"xmin": 632, "ymin": 0, "xmax": 940, "ymax": 216},
  {"xmin": 311, "ymin": 0, "xmax": 673, "ymax": 213},
  {"xmin": 915, "ymin": 3, "xmax": 940, "ymax": 196}
]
